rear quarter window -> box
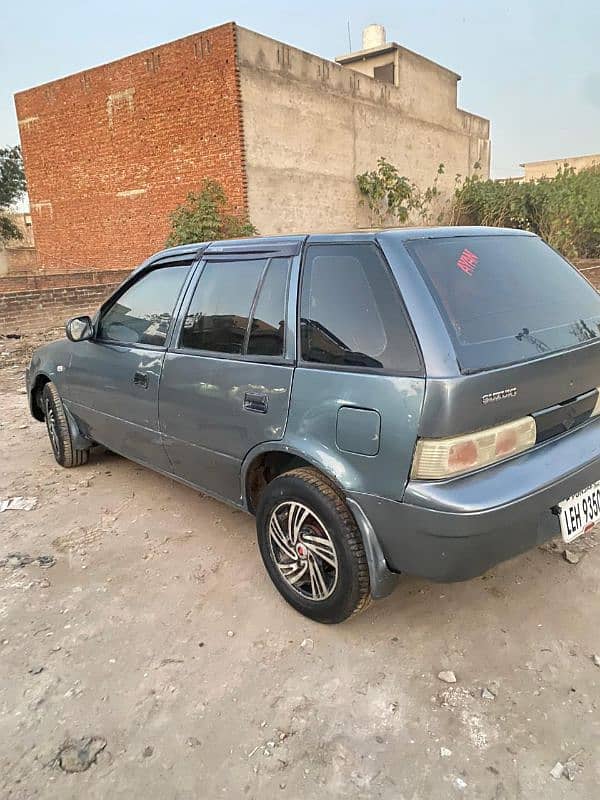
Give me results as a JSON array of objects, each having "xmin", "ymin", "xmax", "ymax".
[
  {"xmin": 405, "ymin": 235, "xmax": 600, "ymax": 372},
  {"xmin": 300, "ymin": 243, "xmax": 422, "ymax": 374}
]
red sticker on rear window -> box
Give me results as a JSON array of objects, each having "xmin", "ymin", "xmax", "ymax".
[{"xmin": 457, "ymin": 248, "xmax": 479, "ymax": 276}]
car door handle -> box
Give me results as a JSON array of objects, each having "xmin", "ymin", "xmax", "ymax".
[
  {"xmin": 243, "ymin": 392, "xmax": 268, "ymax": 413},
  {"xmin": 133, "ymin": 371, "xmax": 149, "ymax": 389}
]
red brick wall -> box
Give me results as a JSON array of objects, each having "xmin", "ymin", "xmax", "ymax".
[
  {"xmin": 15, "ymin": 22, "xmax": 246, "ymax": 271},
  {"xmin": 0, "ymin": 283, "xmax": 121, "ymax": 337},
  {"xmin": 0, "ymin": 269, "xmax": 130, "ymax": 294}
]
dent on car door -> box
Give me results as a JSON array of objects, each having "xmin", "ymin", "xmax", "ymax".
[
  {"xmin": 63, "ymin": 263, "xmax": 191, "ymax": 468},
  {"xmin": 159, "ymin": 254, "xmax": 295, "ymax": 503}
]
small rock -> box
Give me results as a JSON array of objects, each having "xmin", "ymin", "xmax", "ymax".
[
  {"xmin": 28, "ymin": 666, "xmax": 44, "ymax": 675},
  {"xmin": 186, "ymin": 737, "xmax": 201, "ymax": 748},
  {"xmin": 438, "ymin": 670, "xmax": 457, "ymax": 684},
  {"xmin": 592, "ymin": 654, "xmax": 600, "ymax": 667},
  {"xmin": 57, "ymin": 736, "xmax": 107, "ymax": 773},
  {"xmin": 142, "ymin": 746, "xmax": 154, "ymax": 758},
  {"xmin": 550, "ymin": 761, "xmax": 564, "ymax": 780},
  {"xmin": 563, "ymin": 549, "xmax": 580, "ymax": 564},
  {"xmin": 375, "ymin": 735, "xmax": 384, "ymax": 744},
  {"xmin": 37, "ymin": 555, "xmax": 56, "ymax": 569},
  {"xmin": 481, "ymin": 687, "xmax": 496, "ymax": 701},
  {"xmin": 440, "ymin": 747, "xmax": 452, "ymax": 758},
  {"xmin": 227, "ymin": 630, "xmax": 235, "ymax": 638},
  {"xmin": 453, "ymin": 777, "xmax": 467, "ymax": 791},
  {"xmin": 300, "ymin": 637, "xmax": 314, "ymax": 651}
]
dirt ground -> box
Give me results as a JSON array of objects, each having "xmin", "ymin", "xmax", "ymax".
[{"xmin": 0, "ymin": 343, "xmax": 599, "ymax": 799}]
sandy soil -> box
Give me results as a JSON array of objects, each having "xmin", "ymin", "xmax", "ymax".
[{"xmin": 0, "ymin": 355, "xmax": 599, "ymax": 799}]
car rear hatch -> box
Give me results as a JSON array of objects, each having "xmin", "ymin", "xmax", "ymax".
[{"xmin": 403, "ymin": 232, "xmax": 600, "ymax": 444}]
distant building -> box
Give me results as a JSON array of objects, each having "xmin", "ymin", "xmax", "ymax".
[
  {"xmin": 15, "ymin": 22, "xmax": 490, "ymax": 270},
  {"xmin": 0, "ymin": 212, "xmax": 36, "ymax": 276},
  {"xmin": 519, "ymin": 153, "xmax": 600, "ymax": 181}
]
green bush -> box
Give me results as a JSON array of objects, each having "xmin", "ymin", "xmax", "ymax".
[
  {"xmin": 452, "ymin": 165, "xmax": 600, "ymax": 259},
  {"xmin": 166, "ymin": 179, "xmax": 257, "ymax": 246},
  {"xmin": 357, "ymin": 157, "xmax": 444, "ymax": 226}
]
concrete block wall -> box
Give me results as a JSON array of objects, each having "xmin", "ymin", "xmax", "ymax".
[
  {"xmin": 236, "ymin": 27, "xmax": 490, "ymax": 235},
  {"xmin": 15, "ymin": 22, "xmax": 247, "ymax": 271}
]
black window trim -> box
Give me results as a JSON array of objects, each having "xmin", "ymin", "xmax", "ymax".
[
  {"xmin": 94, "ymin": 259, "xmax": 197, "ymax": 352},
  {"xmin": 296, "ymin": 240, "xmax": 425, "ymax": 378},
  {"xmin": 205, "ymin": 241, "xmax": 303, "ymax": 259},
  {"xmin": 171, "ymin": 255, "xmax": 294, "ymax": 365}
]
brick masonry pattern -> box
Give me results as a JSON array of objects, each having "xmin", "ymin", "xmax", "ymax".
[{"xmin": 15, "ymin": 22, "xmax": 247, "ymax": 271}]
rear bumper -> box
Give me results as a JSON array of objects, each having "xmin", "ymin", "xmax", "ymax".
[{"xmin": 350, "ymin": 417, "xmax": 600, "ymax": 581}]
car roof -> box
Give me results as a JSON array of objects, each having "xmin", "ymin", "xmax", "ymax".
[{"xmin": 147, "ymin": 226, "xmax": 535, "ymax": 264}]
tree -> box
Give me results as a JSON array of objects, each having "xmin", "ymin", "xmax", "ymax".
[
  {"xmin": 166, "ymin": 179, "xmax": 257, "ymax": 246},
  {"xmin": 0, "ymin": 145, "xmax": 27, "ymax": 243}
]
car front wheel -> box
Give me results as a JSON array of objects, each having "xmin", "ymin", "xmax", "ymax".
[
  {"xmin": 42, "ymin": 382, "xmax": 89, "ymax": 468},
  {"xmin": 256, "ymin": 467, "xmax": 371, "ymax": 623}
]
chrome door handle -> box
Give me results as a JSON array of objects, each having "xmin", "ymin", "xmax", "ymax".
[{"xmin": 243, "ymin": 392, "xmax": 268, "ymax": 413}]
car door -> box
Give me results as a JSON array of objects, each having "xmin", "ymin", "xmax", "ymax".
[
  {"xmin": 62, "ymin": 259, "xmax": 193, "ymax": 469},
  {"xmin": 159, "ymin": 244, "xmax": 299, "ymax": 503}
]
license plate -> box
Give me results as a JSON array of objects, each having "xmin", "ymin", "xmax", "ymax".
[{"xmin": 558, "ymin": 481, "xmax": 600, "ymax": 542}]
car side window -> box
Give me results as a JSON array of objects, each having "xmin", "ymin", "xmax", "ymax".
[
  {"xmin": 247, "ymin": 258, "xmax": 291, "ymax": 356},
  {"xmin": 300, "ymin": 243, "xmax": 422, "ymax": 373},
  {"xmin": 98, "ymin": 265, "xmax": 189, "ymax": 347},
  {"xmin": 180, "ymin": 257, "xmax": 291, "ymax": 357}
]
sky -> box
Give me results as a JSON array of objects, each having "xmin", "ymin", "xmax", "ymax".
[{"xmin": 1, "ymin": 0, "xmax": 599, "ymax": 179}]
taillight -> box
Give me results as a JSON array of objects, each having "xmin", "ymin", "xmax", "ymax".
[{"xmin": 411, "ymin": 417, "xmax": 537, "ymax": 480}]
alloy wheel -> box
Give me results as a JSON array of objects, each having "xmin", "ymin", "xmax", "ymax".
[{"xmin": 268, "ymin": 501, "xmax": 339, "ymax": 601}]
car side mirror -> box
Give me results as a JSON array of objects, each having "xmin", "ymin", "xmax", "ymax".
[{"xmin": 66, "ymin": 315, "xmax": 94, "ymax": 342}]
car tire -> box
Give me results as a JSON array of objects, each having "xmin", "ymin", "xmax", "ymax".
[
  {"xmin": 42, "ymin": 382, "xmax": 89, "ymax": 468},
  {"xmin": 256, "ymin": 467, "xmax": 371, "ymax": 623}
]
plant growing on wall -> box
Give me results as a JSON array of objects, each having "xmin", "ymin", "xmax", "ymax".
[
  {"xmin": 356, "ymin": 157, "xmax": 444, "ymax": 226},
  {"xmin": 166, "ymin": 179, "xmax": 257, "ymax": 246},
  {"xmin": 0, "ymin": 145, "xmax": 27, "ymax": 244}
]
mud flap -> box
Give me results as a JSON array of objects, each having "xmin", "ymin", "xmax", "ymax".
[
  {"xmin": 345, "ymin": 496, "xmax": 399, "ymax": 599},
  {"xmin": 63, "ymin": 405, "xmax": 94, "ymax": 451}
]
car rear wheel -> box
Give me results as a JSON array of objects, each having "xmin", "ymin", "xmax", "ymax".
[
  {"xmin": 42, "ymin": 382, "xmax": 89, "ymax": 468},
  {"xmin": 256, "ymin": 467, "xmax": 371, "ymax": 623}
]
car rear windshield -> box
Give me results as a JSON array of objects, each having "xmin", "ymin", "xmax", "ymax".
[{"xmin": 405, "ymin": 234, "xmax": 600, "ymax": 373}]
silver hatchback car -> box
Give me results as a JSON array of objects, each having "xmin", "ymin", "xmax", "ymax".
[{"xmin": 27, "ymin": 228, "xmax": 600, "ymax": 622}]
